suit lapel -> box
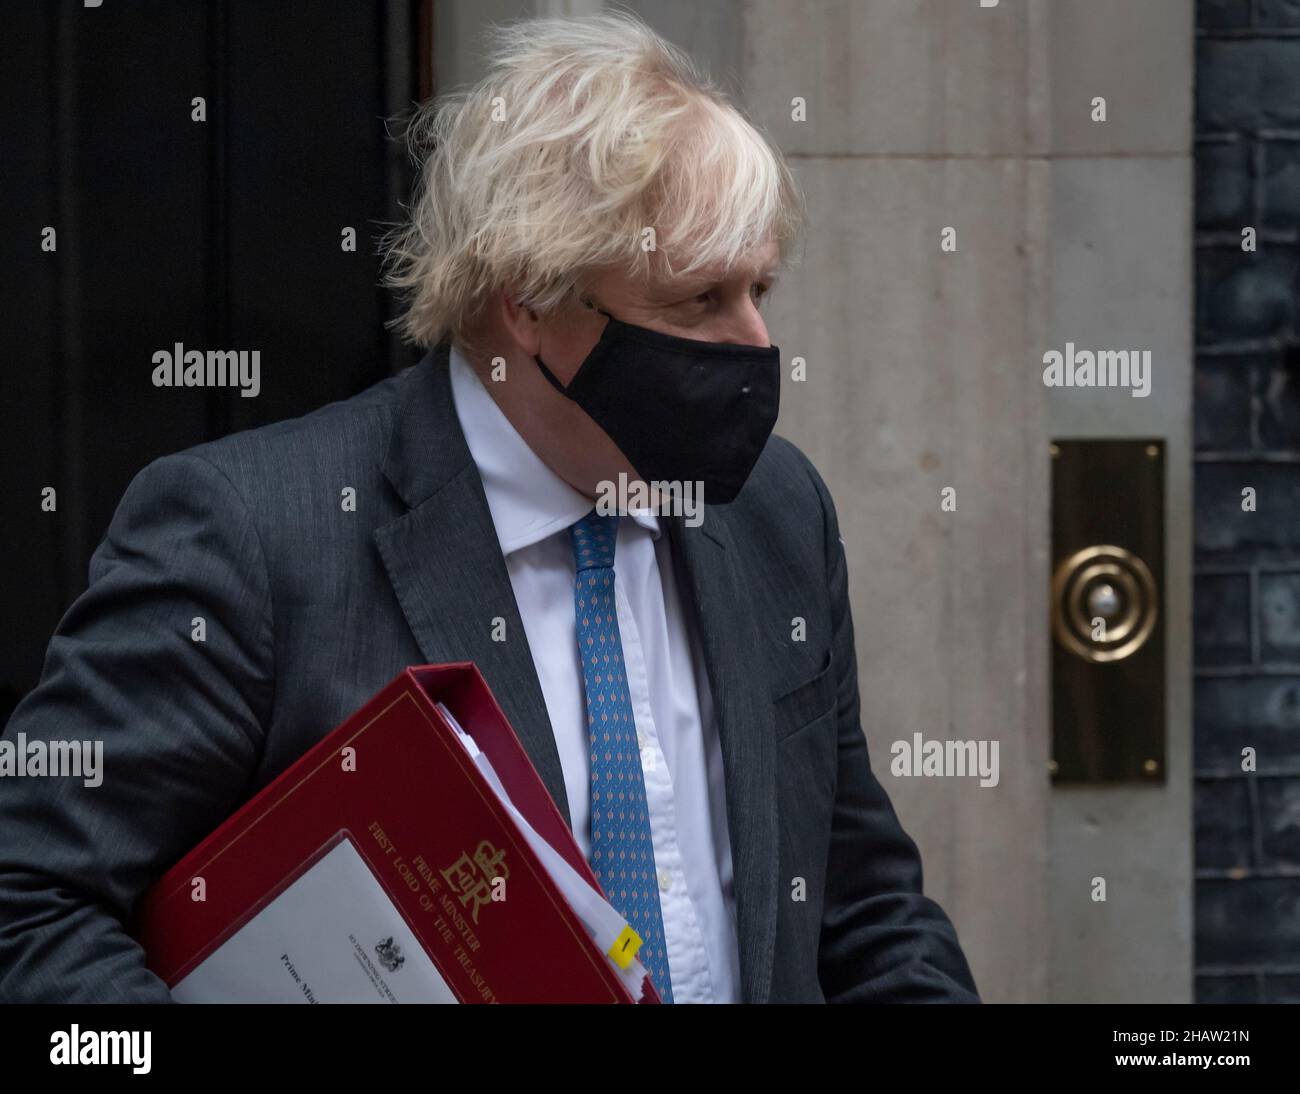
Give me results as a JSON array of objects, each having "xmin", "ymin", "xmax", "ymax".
[
  {"xmin": 373, "ymin": 348, "xmax": 572, "ymax": 828},
  {"xmin": 667, "ymin": 512, "xmax": 779, "ymax": 1004}
]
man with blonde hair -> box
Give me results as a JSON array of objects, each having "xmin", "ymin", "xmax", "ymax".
[{"xmin": 0, "ymin": 11, "xmax": 976, "ymax": 1004}]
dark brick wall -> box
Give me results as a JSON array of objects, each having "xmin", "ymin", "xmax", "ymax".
[{"xmin": 1195, "ymin": 0, "xmax": 1300, "ymax": 1003}]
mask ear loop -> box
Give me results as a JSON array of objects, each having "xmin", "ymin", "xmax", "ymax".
[
  {"xmin": 534, "ymin": 296, "xmax": 615, "ymax": 393},
  {"xmin": 579, "ymin": 294, "xmax": 616, "ymax": 322},
  {"xmin": 532, "ymin": 353, "xmax": 568, "ymax": 393}
]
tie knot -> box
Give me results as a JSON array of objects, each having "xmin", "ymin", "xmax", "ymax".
[{"xmin": 570, "ymin": 508, "xmax": 618, "ymax": 571}]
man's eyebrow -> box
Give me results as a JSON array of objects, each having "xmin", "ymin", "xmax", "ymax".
[
  {"xmin": 663, "ymin": 265, "xmax": 781, "ymax": 294},
  {"xmin": 736, "ymin": 261, "xmax": 781, "ymax": 283}
]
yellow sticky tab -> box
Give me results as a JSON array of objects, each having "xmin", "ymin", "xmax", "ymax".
[{"xmin": 608, "ymin": 924, "xmax": 642, "ymax": 969}]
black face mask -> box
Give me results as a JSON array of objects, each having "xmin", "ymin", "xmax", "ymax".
[{"xmin": 532, "ymin": 304, "xmax": 780, "ymax": 505}]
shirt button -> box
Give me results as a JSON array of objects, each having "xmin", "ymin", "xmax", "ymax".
[{"xmin": 658, "ymin": 870, "xmax": 671, "ymax": 892}]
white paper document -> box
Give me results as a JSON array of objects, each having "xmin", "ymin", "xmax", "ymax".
[
  {"xmin": 434, "ymin": 702, "xmax": 649, "ymax": 998},
  {"xmin": 172, "ymin": 836, "xmax": 459, "ymax": 1003}
]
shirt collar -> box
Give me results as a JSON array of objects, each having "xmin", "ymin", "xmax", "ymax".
[{"xmin": 447, "ymin": 343, "xmax": 661, "ymax": 556}]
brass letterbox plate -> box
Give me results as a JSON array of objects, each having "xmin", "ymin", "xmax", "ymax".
[{"xmin": 1050, "ymin": 439, "xmax": 1165, "ymax": 784}]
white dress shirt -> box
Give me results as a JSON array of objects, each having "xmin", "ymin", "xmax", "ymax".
[{"xmin": 448, "ymin": 344, "xmax": 741, "ymax": 1003}]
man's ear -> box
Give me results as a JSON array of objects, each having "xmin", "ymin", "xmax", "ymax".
[{"xmin": 499, "ymin": 290, "xmax": 542, "ymax": 356}]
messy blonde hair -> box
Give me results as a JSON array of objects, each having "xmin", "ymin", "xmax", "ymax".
[{"xmin": 378, "ymin": 9, "xmax": 805, "ymax": 350}]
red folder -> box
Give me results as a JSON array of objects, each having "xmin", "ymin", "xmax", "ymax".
[{"xmin": 133, "ymin": 663, "xmax": 659, "ymax": 1004}]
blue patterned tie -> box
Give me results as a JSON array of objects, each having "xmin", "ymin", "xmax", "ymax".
[{"xmin": 570, "ymin": 508, "xmax": 674, "ymax": 1003}]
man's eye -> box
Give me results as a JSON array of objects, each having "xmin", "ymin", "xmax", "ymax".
[
  {"xmin": 751, "ymin": 282, "xmax": 771, "ymax": 305},
  {"xmin": 670, "ymin": 291, "xmax": 712, "ymax": 311}
]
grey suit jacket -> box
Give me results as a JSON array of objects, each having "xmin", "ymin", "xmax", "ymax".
[{"xmin": 0, "ymin": 346, "xmax": 978, "ymax": 1003}]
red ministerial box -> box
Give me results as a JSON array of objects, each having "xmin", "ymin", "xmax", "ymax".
[{"xmin": 133, "ymin": 663, "xmax": 658, "ymax": 1004}]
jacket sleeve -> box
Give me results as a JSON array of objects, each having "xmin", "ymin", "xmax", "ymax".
[
  {"xmin": 797, "ymin": 452, "xmax": 981, "ymax": 1003},
  {"xmin": 0, "ymin": 451, "xmax": 273, "ymax": 1002}
]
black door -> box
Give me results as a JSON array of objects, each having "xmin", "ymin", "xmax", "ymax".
[{"xmin": 1, "ymin": 0, "xmax": 429, "ymax": 720}]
